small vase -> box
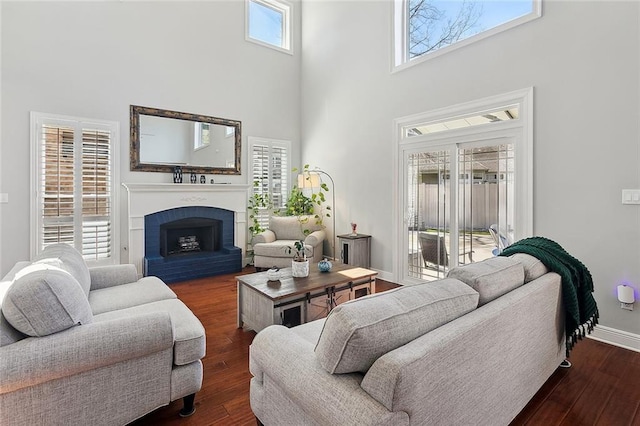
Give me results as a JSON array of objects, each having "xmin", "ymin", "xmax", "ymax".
[
  {"xmin": 292, "ymin": 259, "xmax": 310, "ymax": 278},
  {"xmin": 318, "ymin": 258, "xmax": 332, "ymax": 272},
  {"xmin": 190, "ymin": 172, "xmax": 197, "ymax": 183}
]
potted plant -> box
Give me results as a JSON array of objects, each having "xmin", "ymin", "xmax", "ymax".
[
  {"xmin": 288, "ymin": 240, "xmax": 309, "ymax": 277},
  {"xmin": 247, "ymin": 180, "xmax": 273, "ymax": 264}
]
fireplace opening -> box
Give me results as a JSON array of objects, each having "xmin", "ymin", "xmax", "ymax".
[
  {"xmin": 145, "ymin": 206, "xmax": 242, "ymax": 283},
  {"xmin": 160, "ymin": 217, "xmax": 221, "ymax": 258}
]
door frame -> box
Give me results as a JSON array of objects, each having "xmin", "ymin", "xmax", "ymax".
[{"xmin": 392, "ymin": 88, "xmax": 533, "ymax": 284}]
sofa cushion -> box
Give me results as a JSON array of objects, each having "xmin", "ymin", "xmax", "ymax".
[
  {"xmin": 253, "ymin": 240, "xmax": 314, "ymax": 259},
  {"xmin": 34, "ymin": 243, "xmax": 91, "ymax": 297},
  {"xmin": 1, "ymin": 264, "xmax": 93, "ymax": 337},
  {"xmin": 94, "ymin": 298, "xmax": 205, "ymax": 365},
  {"xmin": 314, "ymin": 278, "xmax": 479, "ymax": 374},
  {"xmin": 89, "ymin": 276, "xmax": 177, "ymax": 315},
  {"xmin": 269, "ymin": 215, "xmax": 322, "ymax": 240},
  {"xmin": 447, "ymin": 257, "xmax": 524, "ymax": 306},
  {"xmin": 509, "ymin": 253, "xmax": 549, "ymax": 283}
]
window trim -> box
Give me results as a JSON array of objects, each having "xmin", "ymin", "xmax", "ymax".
[
  {"xmin": 30, "ymin": 111, "xmax": 120, "ymax": 265},
  {"xmin": 392, "ymin": 88, "xmax": 533, "ymax": 284},
  {"xmin": 392, "ymin": 0, "xmax": 542, "ymax": 73},
  {"xmin": 194, "ymin": 122, "xmax": 210, "ymax": 151},
  {"xmin": 245, "ymin": 0, "xmax": 293, "ymax": 55}
]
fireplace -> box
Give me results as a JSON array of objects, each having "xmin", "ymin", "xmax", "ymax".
[
  {"xmin": 144, "ymin": 206, "xmax": 241, "ymax": 283},
  {"xmin": 160, "ymin": 217, "xmax": 221, "ymax": 257}
]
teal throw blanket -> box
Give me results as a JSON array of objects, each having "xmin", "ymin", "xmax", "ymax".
[{"xmin": 500, "ymin": 237, "xmax": 599, "ymax": 357}]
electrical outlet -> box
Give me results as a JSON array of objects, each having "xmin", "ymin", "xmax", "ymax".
[{"xmin": 620, "ymin": 302, "xmax": 634, "ymax": 311}]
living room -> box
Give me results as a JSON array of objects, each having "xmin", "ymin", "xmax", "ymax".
[{"xmin": 1, "ymin": 0, "xmax": 639, "ymax": 424}]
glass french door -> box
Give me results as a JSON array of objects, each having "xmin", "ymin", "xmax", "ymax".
[{"xmin": 404, "ymin": 138, "xmax": 515, "ymax": 283}]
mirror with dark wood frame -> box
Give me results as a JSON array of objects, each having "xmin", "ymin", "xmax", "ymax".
[{"xmin": 130, "ymin": 105, "xmax": 241, "ymax": 175}]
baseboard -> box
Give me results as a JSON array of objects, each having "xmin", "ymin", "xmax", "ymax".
[
  {"xmin": 588, "ymin": 325, "xmax": 640, "ymax": 353},
  {"xmin": 371, "ymin": 268, "xmax": 393, "ymax": 283}
]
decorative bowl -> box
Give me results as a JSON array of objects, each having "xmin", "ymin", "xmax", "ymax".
[{"xmin": 266, "ymin": 267, "xmax": 280, "ymax": 281}]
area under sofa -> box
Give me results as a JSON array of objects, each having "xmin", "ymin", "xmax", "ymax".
[
  {"xmin": 0, "ymin": 243, "xmax": 206, "ymax": 425},
  {"xmin": 249, "ymin": 254, "xmax": 567, "ymax": 425}
]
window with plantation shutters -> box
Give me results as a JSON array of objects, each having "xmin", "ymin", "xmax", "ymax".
[
  {"xmin": 249, "ymin": 137, "xmax": 290, "ymax": 231},
  {"xmin": 31, "ymin": 113, "xmax": 119, "ymax": 264}
]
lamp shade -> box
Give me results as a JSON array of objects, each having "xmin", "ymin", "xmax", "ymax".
[{"xmin": 298, "ymin": 173, "xmax": 322, "ymax": 189}]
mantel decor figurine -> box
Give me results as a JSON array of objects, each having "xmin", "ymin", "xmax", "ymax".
[{"xmin": 173, "ymin": 166, "xmax": 183, "ymax": 183}]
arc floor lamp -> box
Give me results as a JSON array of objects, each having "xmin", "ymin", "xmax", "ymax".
[{"xmin": 298, "ymin": 169, "xmax": 337, "ymax": 261}]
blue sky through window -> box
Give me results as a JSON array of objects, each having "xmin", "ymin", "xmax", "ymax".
[
  {"xmin": 449, "ymin": 0, "xmax": 532, "ymax": 31},
  {"xmin": 249, "ymin": 0, "xmax": 283, "ymax": 48},
  {"xmin": 409, "ymin": 0, "xmax": 534, "ymax": 58}
]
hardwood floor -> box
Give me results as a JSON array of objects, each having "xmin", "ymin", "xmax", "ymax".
[{"xmin": 132, "ymin": 268, "xmax": 640, "ymax": 426}]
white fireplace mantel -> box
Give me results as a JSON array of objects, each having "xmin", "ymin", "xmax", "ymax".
[{"xmin": 122, "ymin": 183, "xmax": 250, "ymax": 275}]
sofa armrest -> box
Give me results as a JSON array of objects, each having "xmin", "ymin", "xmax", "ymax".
[
  {"xmin": 0, "ymin": 312, "xmax": 173, "ymax": 394},
  {"xmin": 304, "ymin": 229, "xmax": 326, "ymax": 247},
  {"xmin": 252, "ymin": 229, "xmax": 276, "ymax": 245},
  {"xmin": 250, "ymin": 325, "xmax": 408, "ymax": 425},
  {"xmin": 89, "ymin": 264, "xmax": 139, "ymax": 290}
]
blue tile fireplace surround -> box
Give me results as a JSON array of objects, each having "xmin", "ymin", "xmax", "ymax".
[{"xmin": 144, "ymin": 206, "xmax": 242, "ymax": 283}]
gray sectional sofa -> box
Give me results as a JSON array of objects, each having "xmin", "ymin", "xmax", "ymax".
[
  {"xmin": 249, "ymin": 254, "xmax": 566, "ymax": 425},
  {"xmin": 0, "ymin": 243, "xmax": 206, "ymax": 426}
]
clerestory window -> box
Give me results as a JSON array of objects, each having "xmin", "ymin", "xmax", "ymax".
[
  {"xmin": 394, "ymin": 0, "xmax": 541, "ymax": 71},
  {"xmin": 246, "ymin": 0, "xmax": 292, "ymax": 54}
]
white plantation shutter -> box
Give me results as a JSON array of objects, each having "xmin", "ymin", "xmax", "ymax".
[
  {"xmin": 32, "ymin": 113, "xmax": 118, "ymax": 264},
  {"xmin": 249, "ymin": 138, "xmax": 290, "ymax": 229},
  {"xmin": 270, "ymin": 144, "xmax": 288, "ymax": 209},
  {"xmin": 81, "ymin": 129, "xmax": 112, "ymax": 259}
]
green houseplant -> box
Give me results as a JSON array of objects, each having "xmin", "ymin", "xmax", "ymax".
[
  {"xmin": 287, "ymin": 164, "xmax": 331, "ymax": 233},
  {"xmin": 247, "ymin": 180, "xmax": 273, "ymax": 265},
  {"xmin": 248, "ymin": 180, "xmax": 273, "ymax": 237}
]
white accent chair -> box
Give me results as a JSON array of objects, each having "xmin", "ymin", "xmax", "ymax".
[{"xmin": 252, "ymin": 215, "xmax": 326, "ymax": 270}]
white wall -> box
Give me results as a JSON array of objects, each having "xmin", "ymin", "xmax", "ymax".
[
  {"xmin": 1, "ymin": 1, "xmax": 301, "ymax": 271},
  {"xmin": 300, "ymin": 1, "xmax": 640, "ymax": 336}
]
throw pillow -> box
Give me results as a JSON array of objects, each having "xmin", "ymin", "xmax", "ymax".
[
  {"xmin": 2, "ymin": 264, "xmax": 93, "ymax": 337},
  {"xmin": 314, "ymin": 278, "xmax": 479, "ymax": 374},
  {"xmin": 447, "ymin": 257, "xmax": 524, "ymax": 306},
  {"xmin": 34, "ymin": 243, "xmax": 91, "ymax": 296}
]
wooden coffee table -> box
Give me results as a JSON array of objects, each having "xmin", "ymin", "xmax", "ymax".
[{"xmin": 237, "ymin": 262, "xmax": 377, "ymax": 333}]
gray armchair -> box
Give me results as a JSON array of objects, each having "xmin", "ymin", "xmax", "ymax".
[
  {"xmin": 0, "ymin": 243, "xmax": 205, "ymax": 425},
  {"xmin": 252, "ymin": 215, "xmax": 326, "ymax": 270}
]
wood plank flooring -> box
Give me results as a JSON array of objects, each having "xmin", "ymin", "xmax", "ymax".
[{"xmin": 131, "ymin": 267, "xmax": 640, "ymax": 426}]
